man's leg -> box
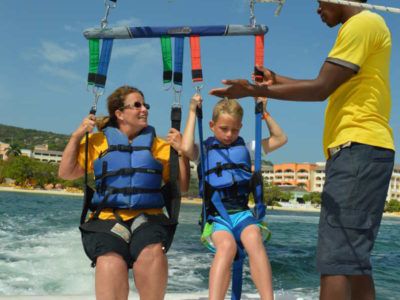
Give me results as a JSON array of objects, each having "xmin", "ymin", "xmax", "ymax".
[
  {"xmin": 350, "ymin": 275, "xmax": 375, "ymax": 300},
  {"xmin": 320, "ymin": 274, "xmax": 375, "ymax": 300},
  {"xmin": 317, "ymin": 144, "xmax": 394, "ymax": 300},
  {"xmin": 96, "ymin": 252, "xmax": 129, "ymax": 300},
  {"xmin": 133, "ymin": 243, "xmax": 167, "ymax": 300}
]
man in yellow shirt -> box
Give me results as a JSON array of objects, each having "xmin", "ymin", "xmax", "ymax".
[{"xmin": 209, "ymin": 1, "xmax": 395, "ymax": 299}]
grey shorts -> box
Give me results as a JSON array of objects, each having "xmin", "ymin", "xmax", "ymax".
[
  {"xmin": 80, "ymin": 214, "xmax": 173, "ymax": 268},
  {"xmin": 316, "ymin": 142, "xmax": 394, "ymax": 275}
]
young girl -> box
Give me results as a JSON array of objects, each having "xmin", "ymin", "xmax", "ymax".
[{"xmin": 181, "ymin": 94, "xmax": 287, "ymax": 300}]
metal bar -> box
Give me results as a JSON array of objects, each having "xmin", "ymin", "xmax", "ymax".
[{"xmin": 83, "ymin": 25, "xmax": 268, "ymax": 39}]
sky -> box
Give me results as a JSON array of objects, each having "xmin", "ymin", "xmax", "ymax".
[{"xmin": 0, "ymin": 0, "xmax": 399, "ymax": 164}]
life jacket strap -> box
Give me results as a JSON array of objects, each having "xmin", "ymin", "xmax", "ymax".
[
  {"xmin": 205, "ymin": 162, "xmax": 251, "ymax": 177},
  {"xmin": 103, "ymin": 187, "xmax": 161, "ymax": 195},
  {"xmin": 95, "ymin": 167, "xmax": 162, "ymax": 181},
  {"xmin": 107, "ymin": 145, "xmax": 151, "ymax": 152}
]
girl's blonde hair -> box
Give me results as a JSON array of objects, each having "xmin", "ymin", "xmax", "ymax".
[
  {"xmin": 96, "ymin": 85, "xmax": 145, "ymax": 131},
  {"xmin": 212, "ymin": 98, "xmax": 243, "ymax": 122}
]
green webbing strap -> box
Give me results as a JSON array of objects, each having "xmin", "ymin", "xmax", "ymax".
[
  {"xmin": 161, "ymin": 36, "xmax": 173, "ymax": 84},
  {"xmin": 88, "ymin": 39, "xmax": 100, "ymax": 86}
]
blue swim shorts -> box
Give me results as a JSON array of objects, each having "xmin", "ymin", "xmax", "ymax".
[{"xmin": 212, "ymin": 210, "xmax": 257, "ymax": 236}]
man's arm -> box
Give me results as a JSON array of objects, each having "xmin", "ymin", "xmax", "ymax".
[{"xmin": 209, "ymin": 62, "xmax": 356, "ymax": 101}]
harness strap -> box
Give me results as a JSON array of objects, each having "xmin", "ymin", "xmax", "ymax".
[
  {"xmin": 88, "ymin": 39, "xmax": 100, "ymax": 86},
  {"xmin": 196, "ymin": 107, "xmax": 208, "ymax": 230},
  {"xmin": 189, "ymin": 36, "xmax": 203, "ymax": 82},
  {"xmin": 253, "ymin": 101, "xmax": 266, "ymax": 220},
  {"xmin": 165, "ymin": 105, "xmax": 182, "ymax": 225},
  {"xmin": 173, "ymin": 37, "xmax": 184, "ymax": 86},
  {"xmin": 254, "ymin": 34, "xmax": 264, "ymax": 82},
  {"xmin": 161, "ymin": 36, "xmax": 173, "ymax": 84},
  {"xmin": 94, "ymin": 38, "xmax": 114, "ymax": 88}
]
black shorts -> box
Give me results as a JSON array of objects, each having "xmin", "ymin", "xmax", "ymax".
[
  {"xmin": 80, "ymin": 213, "xmax": 174, "ymax": 267},
  {"xmin": 317, "ymin": 143, "xmax": 394, "ymax": 275}
]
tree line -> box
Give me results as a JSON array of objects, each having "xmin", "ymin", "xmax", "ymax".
[
  {"xmin": 1, "ymin": 155, "xmax": 398, "ymax": 213},
  {"xmin": 0, "ymin": 156, "xmax": 89, "ymax": 190}
]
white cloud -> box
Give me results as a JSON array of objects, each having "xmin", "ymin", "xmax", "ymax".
[
  {"xmin": 40, "ymin": 41, "xmax": 78, "ymax": 64},
  {"xmin": 40, "ymin": 64, "xmax": 83, "ymax": 82},
  {"xmin": 115, "ymin": 17, "xmax": 142, "ymax": 27},
  {"xmin": 112, "ymin": 41, "xmax": 159, "ymax": 62}
]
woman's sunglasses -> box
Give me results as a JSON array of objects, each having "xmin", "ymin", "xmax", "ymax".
[{"xmin": 120, "ymin": 101, "xmax": 150, "ymax": 110}]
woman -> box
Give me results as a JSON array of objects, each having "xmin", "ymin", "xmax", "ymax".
[{"xmin": 59, "ymin": 85, "xmax": 190, "ymax": 300}]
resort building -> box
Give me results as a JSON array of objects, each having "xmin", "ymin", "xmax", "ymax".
[
  {"xmin": 32, "ymin": 145, "xmax": 63, "ymax": 163},
  {"xmin": 264, "ymin": 162, "xmax": 400, "ymax": 202},
  {"xmin": 268, "ymin": 163, "xmax": 317, "ymax": 192},
  {"xmin": 0, "ymin": 141, "xmax": 10, "ymax": 160},
  {"xmin": 0, "ymin": 142, "xmax": 63, "ymax": 164},
  {"xmin": 388, "ymin": 164, "xmax": 400, "ymax": 201}
]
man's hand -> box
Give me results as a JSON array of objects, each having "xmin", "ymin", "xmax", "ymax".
[
  {"xmin": 252, "ymin": 66, "xmax": 276, "ymax": 86},
  {"xmin": 209, "ymin": 79, "xmax": 255, "ymax": 99}
]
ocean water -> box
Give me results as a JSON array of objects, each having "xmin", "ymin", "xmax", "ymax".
[{"xmin": 0, "ymin": 191, "xmax": 399, "ymax": 299}]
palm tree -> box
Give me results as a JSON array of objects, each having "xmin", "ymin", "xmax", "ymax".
[{"xmin": 6, "ymin": 144, "xmax": 22, "ymax": 157}]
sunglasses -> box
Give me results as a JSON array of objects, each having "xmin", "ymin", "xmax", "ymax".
[{"xmin": 121, "ymin": 101, "xmax": 150, "ymax": 110}]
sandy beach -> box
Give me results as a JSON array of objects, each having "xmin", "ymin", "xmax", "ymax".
[{"xmin": 1, "ymin": 185, "xmax": 399, "ymax": 217}]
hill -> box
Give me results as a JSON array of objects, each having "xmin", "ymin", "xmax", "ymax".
[{"xmin": 0, "ymin": 123, "xmax": 69, "ymax": 151}]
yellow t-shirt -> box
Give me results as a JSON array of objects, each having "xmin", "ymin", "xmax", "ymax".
[
  {"xmin": 77, "ymin": 129, "xmax": 171, "ymax": 220},
  {"xmin": 323, "ymin": 10, "xmax": 395, "ymax": 159}
]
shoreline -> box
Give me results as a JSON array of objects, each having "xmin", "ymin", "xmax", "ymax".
[{"xmin": 1, "ymin": 186, "xmax": 399, "ymax": 217}]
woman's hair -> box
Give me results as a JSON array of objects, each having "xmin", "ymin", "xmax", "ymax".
[
  {"xmin": 212, "ymin": 98, "xmax": 243, "ymax": 122},
  {"xmin": 96, "ymin": 85, "xmax": 144, "ymax": 131}
]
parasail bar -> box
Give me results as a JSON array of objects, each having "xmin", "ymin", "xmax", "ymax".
[{"xmin": 83, "ymin": 25, "xmax": 268, "ymax": 39}]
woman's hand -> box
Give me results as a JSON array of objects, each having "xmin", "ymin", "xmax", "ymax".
[
  {"xmin": 189, "ymin": 93, "xmax": 202, "ymax": 113},
  {"xmin": 167, "ymin": 128, "xmax": 183, "ymax": 153},
  {"xmin": 72, "ymin": 114, "xmax": 96, "ymax": 139}
]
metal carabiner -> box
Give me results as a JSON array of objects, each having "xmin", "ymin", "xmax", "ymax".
[
  {"xmin": 162, "ymin": 82, "xmax": 173, "ymax": 92},
  {"xmin": 173, "ymin": 85, "xmax": 182, "ymax": 107},
  {"xmin": 100, "ymin": 0, "xmax": 117, "ymax": 29},
  {"xmin": 90, "ymin": 86, "xmax": 104, "ymax": 114},
  {"xmin": 194, "ymin": 84, "xmax": 204, "ymax": 95}
]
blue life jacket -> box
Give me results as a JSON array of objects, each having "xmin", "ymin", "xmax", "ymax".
[
  {"xmin": 91, "ymin": 126, "xmax": 164, "ymax": 209},
  {"xmin": 199, "ymin": 136, "xmax": 252, "ymax": 213}
]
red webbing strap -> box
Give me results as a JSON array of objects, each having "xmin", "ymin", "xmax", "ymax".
[
  {"xmin": 189, "ymin": 36, "xmax": 203, "ymax": 82},
  {"xmin": 254, "ymin": 34, "xmax": 264, "ymax": 82}
]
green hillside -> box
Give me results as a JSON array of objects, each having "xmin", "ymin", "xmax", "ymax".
[{"xmin": 0, "ymin": 124, "xmax": 69, "ymax": 151}]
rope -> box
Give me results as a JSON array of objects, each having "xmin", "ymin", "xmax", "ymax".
[
  {"xmin": 255, "ymin": 0, "xmax": 286, "ymax": 15},
  {"xmin": 318, "ymin": 0, "xmax": 400, "ymax": 14},
  {"xmin": 256, "ymin": 0, "xmax": 400, "ymax": 15}
]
